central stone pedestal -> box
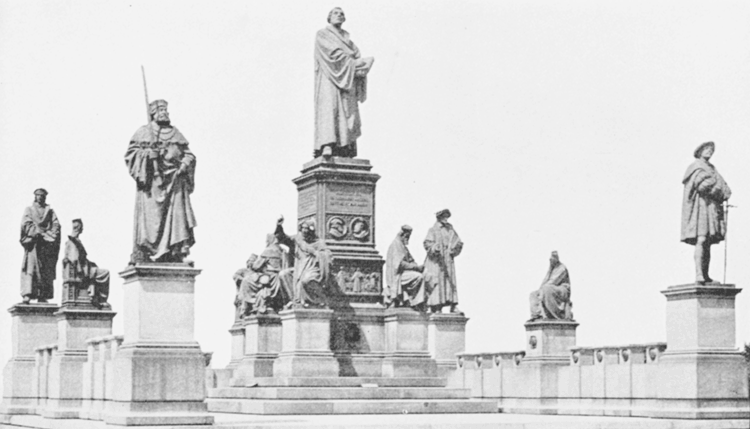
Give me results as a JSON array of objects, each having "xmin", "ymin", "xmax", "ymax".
[
  {"xmin": 103, "ymin": 264, "xmax": 213, "ymax": 427},
  {"xmin": 293, "ymin": 157, "xmax": 384, "ymax": 304},
  {"xmin": 0, "ymin": 304, "xmax": 59, "ymax": 416},
  {"xmin": 274, "ymin": 308, "xmax": 338, "ymax": 378}
]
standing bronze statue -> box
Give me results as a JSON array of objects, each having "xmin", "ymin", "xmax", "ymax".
[
  {"xmin": 423, "ymin": 209, "xmax": 463, "ymax": 314},
  {"xmin": 20, "ymin": 188, "xmax": 61, "ymax": 304},
  {"xmin": 314, "ymin": 7, "xmax": 374, "ymax": 158},
  {"xmin": 681, "ymin": 141, "xmax": 731, "ymax": 284},
  {"xmin": 125, "ymin": 99, "xmax": 197, "ymax": 265}
]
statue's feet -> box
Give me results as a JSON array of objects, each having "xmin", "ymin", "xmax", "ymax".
[
  {"xmin": 22, "ymin": 296, "xmax": 30, "ymax": 304},
  {"xmin": 450, "ymin": 305, "xmax": 464, "ymax": 315},
  {"xmin": 322, "ymin": 146, "xmax": 333, "ymax": 157}
]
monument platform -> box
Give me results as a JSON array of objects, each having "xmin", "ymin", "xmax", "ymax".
[{"xmin": 2, "ymin": 411, "xmax": 748, "ymax": 428}]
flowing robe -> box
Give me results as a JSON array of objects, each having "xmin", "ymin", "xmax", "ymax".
[
  {"xmin": 234, "ymin": 244, "xmax": 293, "ymax": 315},
  {"xmin": 63, "ymin": 236, "xmax": 110, "ymax": 303},
  {"xmin": 125, "ymin": 122, "xmax": 197, "ymax": 261},
  {"xmin": 529, "ymin": 262, "xmax": 573, "ymax": 320},
  {"xmin": 276, "ymin": 226, "xmax": 332, "ymax": 307},
  {"xmin": 681, "ymin": 159, "xmax": 731, "ymax": 245},
  {"xmin": 20, "ymin": 203, "xmax": 60, "ymax": 300},
  {"xmin": 314, "ymin": 25, "xmax": 369, "ymax": 155},
  {"xmin": 385, "ymin": 234, "xmax": 425, "ymax": 307},
  {"xmin": 423, "ymin": 222, "xmax": 463, "ymax": 307}
]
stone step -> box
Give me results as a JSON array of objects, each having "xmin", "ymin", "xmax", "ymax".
[
  {"xmin": 229, "ymin": 376, "xmax": 447, "ymax": 388},
  {"xmin": 209, "ymin": 387, "xmax": 472, "ymax": 400},
  {"xmin": 206, "ymin": 398, "xmax": 498, "ymax": 415}
]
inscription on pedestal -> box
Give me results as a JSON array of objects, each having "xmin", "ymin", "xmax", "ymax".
[
  {"xmin": 298, "ymin": 187, "xmax": 317, "ymax": 217},
  {"xmin": 326, "ymin": 184, "xmax": 372, "ymax": 214}
]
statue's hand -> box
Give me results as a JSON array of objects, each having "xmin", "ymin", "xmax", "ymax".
[
  {"xmin": 277, "ymin": 215, "xmax": 285, "ymax": 225},
  {"xmin": 177, "ymin": 162, "xmax": 188, "ymax": 176}
]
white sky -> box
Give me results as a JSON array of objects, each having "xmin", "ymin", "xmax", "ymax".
[{"xmin": 1, "ymin": 1, "xmax": 749, "ymax": 392}]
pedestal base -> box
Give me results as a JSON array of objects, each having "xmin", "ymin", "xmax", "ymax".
[
  {"xmin": 233, "ymin": 314, "xmax": 282, "ymax": 381},
  {"xmin": 43, "ymin": 307, "xmax": 116, "ymax": 419},
  {"xmin": 428, "ymin": 313, "xmax": 468, "ymax": 383},
  {"xmin": 100, "ymin": 264, "xmax": 213, "ymax": 426},
  {"xmin": 383, "ymin": 309, "xmax": 436, "ymax": 378},
  {"xmin": 274, "ymin": 308, "xmax": 338, "ymax": 378},
  {"xmin": 1, "ymin": 303, "xmax": 59, "ymax": 416},
  {"xmin": 523, "ymin": 320, "xmax": 578, "ymax": 364}
]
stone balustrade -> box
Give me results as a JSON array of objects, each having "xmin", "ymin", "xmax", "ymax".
[
  {"xmin": 31, "ymin": 344, "xmax": 57, "ymax": 414},
  {"xmin": 79, "ymin": 335, "xmax": 123, "ymax": 421}
]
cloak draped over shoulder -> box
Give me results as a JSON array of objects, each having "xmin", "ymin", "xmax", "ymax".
[
  {"xmin": 681, "ymin": 159, "xmax": 731, "ymax": 245},
  {"xmin": 20, "ymin": 202, "xmax": 60, "ymax": 300},
  {"xmin": 125, "ymin": 122, "xmax": 197, "ymax": 261},
  {"xmin": 423, "ymin": 222, "xmax": 463, "ymax": 307},
  {"xmin": 314, "ymin": 25, "xmax": 368, "ymax": 153}
]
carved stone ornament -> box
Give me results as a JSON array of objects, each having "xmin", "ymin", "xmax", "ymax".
[
  {"xmin": 327, "ymin": 216, "xmax": 348, "ymax": 240},
  {"xmin": 349, "ymin": 217, "xmax": 370, "ymax": 241}
]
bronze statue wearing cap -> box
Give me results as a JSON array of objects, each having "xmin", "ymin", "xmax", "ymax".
[
  {"xmin": 20, "ymin": 188, "xmax": 61, "ymax": 303},
  {"xmin": 423, "ymin": 209, "xmax": 463, "ymax": 313},
  {"xmin": 681, "ymin": 141, "xmax": 731, "ymax": 284}
]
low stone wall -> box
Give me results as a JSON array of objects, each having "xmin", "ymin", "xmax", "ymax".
[
  {"xmin": 78, "ymin": 335, "xmax": 123, "ymax": 421},
  {"xmin": 31, "ymin": 344, "xmax": 57, "ymax": 414},
  {"xmin": 456, "ymin": 343, "xmax": 671, "ymax": 416}
]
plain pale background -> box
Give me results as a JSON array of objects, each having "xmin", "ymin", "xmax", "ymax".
[{"xmin": 1, "ymin": 1, "xmax": 749, "ymax": 394}]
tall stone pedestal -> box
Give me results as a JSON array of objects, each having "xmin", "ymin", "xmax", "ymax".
[
  {"xmin": 654, "ymin": 283, "xmax": 748, "ymax": 419},
  {"xmin": 103, "ymin": 264, "xmax": 213, "ymax": 427},
  {"xmin": 293, "ymin": 157, "xmax": 384, "ymax": 304},
  {"xmin": 274, "ymin": 308, "xmax": 338, "ymax": 378},
  {"xmin": 0, "ymin": 304, "xmax": 59, "ymax": 415},
  {"xmin": 383, "ymin": 308, "xmax": 437, "ymax": 378},
  {"xmin": 233, "ymin": 313, "xmax": 282, "ymax": 382},
  {"xmin": 428, "ymin": 313, "xmax": 468, "ymax": 384},
  {"xmin": 42, "ymin": 306, "xmax": 116, "ymax": 419}
]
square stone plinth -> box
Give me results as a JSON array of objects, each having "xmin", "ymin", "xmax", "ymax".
[
  {"xmin": 524, "ymin": 320, "xmax": 578, "ymax": 363},
  {"xmin": 428, "ymin": 313, "xmax": 468, "ymax": 380},
  {"xmin": 234, "ymin": 314, "xmax": 282, "ymax": 380},
  {"xmin": 101, "ymin": 264, "xmax": 213, "ymax": 426},
  {"xmin": 661, "ymin": 283, "xmax": 741, "ymax": 352},
  {"xmin": 43, "ymin": 307, "xmax": 116, "ymax": 419},
  {"xmin": 383, "ymin": 308, "xmax": 436, "ymax": 378},
  {"xmin": 274, "ymin": 308, "xmax": 338, "ymax": 378},
  {"xmin": 1, "ymin": 303, "xmax": 59, "ymax": 415}
]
